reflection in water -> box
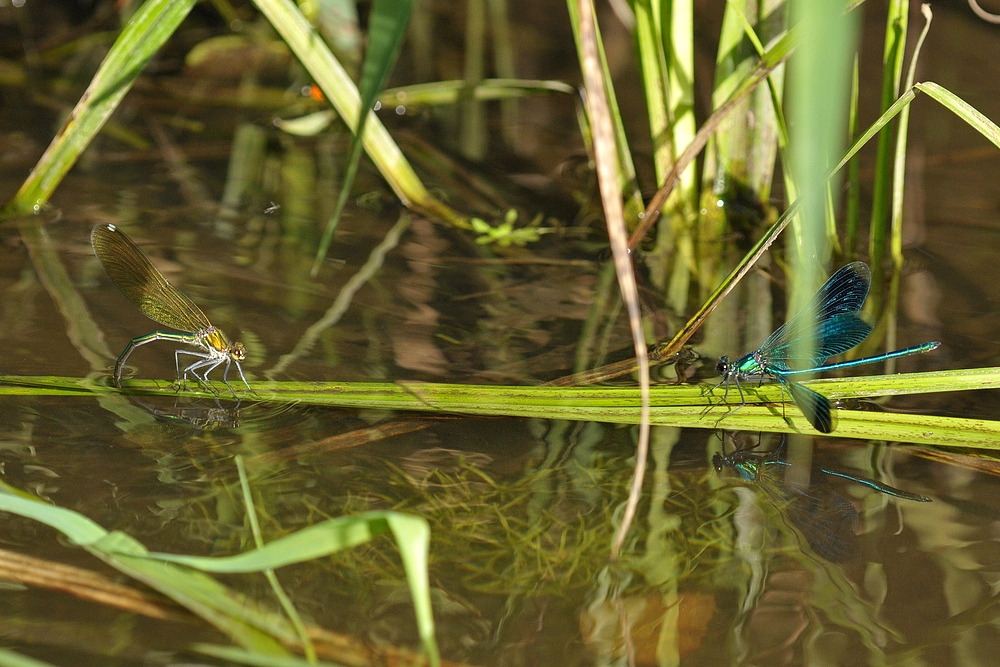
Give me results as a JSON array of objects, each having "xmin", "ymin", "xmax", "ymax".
[
  {"xmin": 133, "ymin": 396, "xmax": 242, "ymax": 430},
  {"xmin": 714, "ymin": 435, "xmax": 930, "ymax": 563}
]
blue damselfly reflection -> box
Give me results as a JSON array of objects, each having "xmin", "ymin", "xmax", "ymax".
[
  {"xmin": 713, "ymin": 262, "xmax": 939, "ymax": 432},
  {"xmin": 713, "ymin": 434, "xmax": 930, "ymax": 562}
]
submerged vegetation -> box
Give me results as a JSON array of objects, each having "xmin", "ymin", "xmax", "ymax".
[{"xmin": 1, "ymin": 0, "xmax": 1000, "ymax": 664}]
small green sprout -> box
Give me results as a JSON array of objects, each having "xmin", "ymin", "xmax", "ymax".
[{"xmin": 470, "ymin": 210, "xmax": 553, "ymax": 247}]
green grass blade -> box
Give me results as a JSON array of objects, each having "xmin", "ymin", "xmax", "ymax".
[
  {"xmin": 145, "ymin": 512, "xmax": 393, "ymax": 571},
  {"xmin": 358, "ymin": 1, "xmax": 415, "ymax": 122},
  {"xmin": 0, "ymin": 492, "xmax": 108, "ymax": 545},
  {"xmin": 834, "ymin": 82, "xmax": 1000, "ymax": 175},
  {"xmin": 665, "ymin": 0, "xmax": 696, "ymax": 195},
  {"xmin": 890, "ymin": 5, "xmax": 933, "ymax": 267},
  {"xmin": 915, "ymin": 81, "xmax": 1000, "ymax": 147},
  {"xmin": 0, "ymin": 492, "xmax": 291, "ymax": 652},
  {"xmin": 386, "ymin": 515, "xmax": 438, "ymax": 667},
  {"xmin": 631, "ymin": 0, "xmax": 671, "ymax": 181},
  {"xmin": 313, "ymin": 0, "xmax": 415, "ymax": 273},
  {"xmin": 8, "ymin": 368, "xmax": 1000, "ymax": 405},
  {"xmin": 846, "ymin": 55, "xmax": 861, "ymax": 258},
  {"xmin": 868, "ymin": 0, "xmax": 909, "ymax": 275},
  {"xmin": 0, "ymin": 486, "xmax": 438, "ymax": 662},
  {"xmin": 2, "ymin": 0, "xmax": 197, "ymax": 216},
  {"xmin": 235, "ymin": 456, "xmax": 316, "ymax": 663}
]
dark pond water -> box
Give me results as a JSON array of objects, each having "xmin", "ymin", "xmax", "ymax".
[{"xmin": 2, "ymin": 1, "xmax": 1000, "ymax": 666}]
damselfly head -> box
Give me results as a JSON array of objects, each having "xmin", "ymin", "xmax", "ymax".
[
  {"xmin": 716, "ymin": 356, "xmax": 730, "ymax": 375},
  {"xmin": 231, "ymin": 342, "xmax": 247, "ymax": 361},
  {"xmin": 712, "ymin": 453, "xmax": 724, "ymax": 473}
]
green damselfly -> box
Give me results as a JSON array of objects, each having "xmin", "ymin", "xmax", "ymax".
[{"xmin": 91, "ymin": 224, "xmax": 251, "ymax": 395}]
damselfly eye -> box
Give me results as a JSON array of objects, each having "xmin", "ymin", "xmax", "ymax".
[
  {"xmin": 716, "ymin": 356, "xmax": 729, "ymax": 374},
  {"xmin": 231, "ymin": 342, "xmax": 247, "ymax": 360}
]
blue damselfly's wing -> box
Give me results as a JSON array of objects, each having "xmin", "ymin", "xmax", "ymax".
[
  {"xmin": 783, "ymin": 483, "xmax": 860, "ymax": 563},
  {"xmin": 764, "ymin": 312, "xmax": 874, "ymax": 371},
  {"xmin": 786, "ymin": 380, "xmax": 834, "ymax": 433},
  {"xmin": 756, "ymin": 262, "xmax": 871, "ymax": 366}
]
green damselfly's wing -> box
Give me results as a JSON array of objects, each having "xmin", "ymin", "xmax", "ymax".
[{"xmin": 91, "ymin": 224, "xmax": 212, "ymax": 334}]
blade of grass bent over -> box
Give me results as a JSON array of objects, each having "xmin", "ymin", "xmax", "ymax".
[
  {"xmin": 0, "ymin": 491, "xmax": 290, "ymax": 653},
  {"xmin": 0, "ymin": 487, "xmax": 440, "ymax": 664},
  {"xmin": 145, "ymin": 510, "xmax": 440, "ymax": 667}
]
